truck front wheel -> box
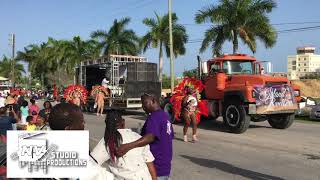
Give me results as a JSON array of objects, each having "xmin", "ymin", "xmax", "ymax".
[
  {"xmin": 267, "ymin": 114, "xmax": 295, "ymax": 129},
  {"xmin": 223, "ymin": 100, "xmax": 251, "ymax": 134}
]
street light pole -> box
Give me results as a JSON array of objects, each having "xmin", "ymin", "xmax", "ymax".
[
  {"xmin": 9, "ymin": 33, "xmax": 16, "ymax": 87},
  {"xmin": 168, "ymin": 0, "xmax": 175, "ymax": 94}
]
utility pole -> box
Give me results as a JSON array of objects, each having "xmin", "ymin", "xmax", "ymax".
[
  {"xmin": 168, "ymin": 0, "xmax": 175, "ymax": 94},
  {"xmin": 9, "ymin": 33, "xmax": 15, "ymax": 87}
]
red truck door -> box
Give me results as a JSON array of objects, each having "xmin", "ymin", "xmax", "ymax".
[{"xmin": 204, "ymin": 62, "xmax": 224, "ymax": 100}]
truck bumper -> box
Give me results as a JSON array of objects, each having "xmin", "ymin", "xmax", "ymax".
[
  {"xmin": 112, "ymin": 98, "xmax": 142, "ymax": 109},
  {"xmin": 248, "ymin": 104, "xmax": 296, "ymax": 115}
]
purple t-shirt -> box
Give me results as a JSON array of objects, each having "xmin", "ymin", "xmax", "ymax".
[{"xmin": 141, "ymin": 109, "xmax": 174, "ymax": 176}]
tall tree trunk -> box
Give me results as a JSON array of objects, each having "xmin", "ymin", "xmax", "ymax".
[
  {"xmin": 232, "ymin": 30, "xmax": 238, "ymax": 54},
  {"xmin": 41, "ymin": 73, "xmax": 44, "ymax": 90},
  {"xmin": 159, "ymin": 42, "xmax": 164, "ymax": 82},
  {"xmin": 57, "ymin": 59, "xmax": 60, "ymax": 88}
]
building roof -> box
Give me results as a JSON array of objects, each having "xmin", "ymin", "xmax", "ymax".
[{"xmin": 297, "ymin": 46, "xmax": 316, "ymax": 50}]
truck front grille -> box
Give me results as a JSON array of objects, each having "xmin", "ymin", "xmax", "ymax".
[{"xmin": 266, "ymin": 82, "xmax": 287, "ymax": 86}]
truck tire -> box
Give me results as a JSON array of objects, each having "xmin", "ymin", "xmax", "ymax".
[
  {"xmin": 223, "ymin": 100, "xmax": 251, "ymax": 134},
  {"xmin": 207, "ymin": 101, "xmax": 218, "ymax": 121},
  {"xmin": 267, "ymin": 114, "xmax": 294, "ymax": 129}
]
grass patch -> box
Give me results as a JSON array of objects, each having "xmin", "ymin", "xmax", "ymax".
[
  {"xmin": 314, "ymin": 98, "xmax": 320, "ymax": 104},
  {"xmin": 295, "ymin": 116, "xmax": 320, "ymax": 124}
]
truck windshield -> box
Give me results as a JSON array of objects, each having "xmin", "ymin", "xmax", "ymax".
[{"xmin": 223, "ymin": 60, "xmax": 254, "ymax": 75}]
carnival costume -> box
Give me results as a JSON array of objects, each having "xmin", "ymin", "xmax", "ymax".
[
  {"xmin": 64, "ymin": 85, "xmax": 88, "ymax": 106},
  {"xmin": 90, "ymin": 85, "xmax": 110, "ymax": 97},
  {"xmin": 170, "ymin": 77, "xmax": 208, "ymax": 125}
]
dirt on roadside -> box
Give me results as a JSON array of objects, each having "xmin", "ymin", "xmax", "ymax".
[{"xmin": 292, "ymin": 79, "xmax": 320, "ymax": 98}]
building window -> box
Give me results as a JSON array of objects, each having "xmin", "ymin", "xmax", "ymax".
[
  {"xmin": 304, "ymin": 58, "xmax": 306, "ymax": 60},
  {"xmin": 292, "ymin": 66, "xmax": 296, "ymax": 70},
  {"xmin": 298, "ymin": 58, "xmax": 300, "ymax": 60},
  {"xmin": 304, "ymin": 63, "xmax": 306, "ymax": 66},
  {"xmin": 304, "ymin": 69, "xmax": 306, "ymax": 72},
  {"xmin": 292, "ymin": 60, "xmax": 296, "ymax": 65}
]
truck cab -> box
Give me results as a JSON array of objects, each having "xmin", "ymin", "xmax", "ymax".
[{"xmin": 202, "ymin": 54, "xmax": 300, "ymax": 133}]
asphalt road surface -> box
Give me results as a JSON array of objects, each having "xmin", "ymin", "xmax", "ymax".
[{"xmin": 84, "ymin": 110, "xmax": 320, "ymax": 180}]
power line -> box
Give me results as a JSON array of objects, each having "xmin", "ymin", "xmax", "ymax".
[
  {"xmin": 187, "ymin": 25, "xmax": 320, "ymax": 44},
  {"xmin": 272, "ymin": 21, "xmax": 320, "ymax": 26},
  {"xmin": 278, "ymin": 25, "xmax": 320, "ymax": 33},
  {"xmin": 109, "ymin": 0, "xmax": 154, "ymax": 17},
  {"xmin": 110, "ymin": 0, "xmax": 147, "ymax": 12},
  {"xmin": 182, "ymin": 21, "xmax": 320, "ymax": 27},
  {"xmin": 181, "ymin": 23, "xmax": 211, "ymax": 26}
]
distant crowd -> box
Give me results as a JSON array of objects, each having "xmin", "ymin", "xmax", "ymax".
[
  {"xmin": 0, "ymin": 92, "xmax": 54, "ymax": 134},
  {"xmin": 0, "ymin": 91, "xmax": 175, "ymax": 180}
]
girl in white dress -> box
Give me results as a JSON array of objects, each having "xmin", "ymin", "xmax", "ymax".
[{"xmin": 91, "ymin": 110, "xmax": 157, "ymax": 180}]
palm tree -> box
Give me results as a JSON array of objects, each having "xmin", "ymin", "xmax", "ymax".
[
  {"xmin": 46, "ymin": 38, "xmax": 71, "ymax": 86},
  {"xmin": 65, "ymin": 36, "xmax": 100, "ymax": 71},
  {"xmin": 0, "ymin": 55, "xmax": 25, "ymax": 81},
  {"xmin": 140, "ymin": 12, "xmax": 188, "ymax": 82},
  {"xmin": 17, "ymin": 37, "xmax": 100, "ymax": 88},
  {"xmin": 16, "ymin": 43, "xmax": 52, "ymax": 88},
  {"xmin": 195, "ymin": 0, "xmax": 277, "ymax": 56},
  {"xmin": 91, "ymin": 17, "xmax": 140, "ymax": 56}
]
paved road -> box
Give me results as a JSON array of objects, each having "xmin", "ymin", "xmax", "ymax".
[{"xmin": 84, "ymin": 111, "xmax": 320, "ymax": 180}]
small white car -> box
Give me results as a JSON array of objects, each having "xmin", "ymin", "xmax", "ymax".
[{"xmin": 297, "ymin": 96, "xmax": 317, "ymax": 117}]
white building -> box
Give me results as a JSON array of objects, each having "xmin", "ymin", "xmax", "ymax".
[{"xmin": 287, "ymin": 46, "xmax": 320, "ymax": 80}]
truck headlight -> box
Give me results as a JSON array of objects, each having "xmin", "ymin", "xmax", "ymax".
[{"xmin": 294, "ymin": 90, "xmax": 300, "ymax": 97}]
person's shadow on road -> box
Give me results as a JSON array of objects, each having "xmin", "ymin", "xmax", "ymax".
[{"xmin": 180, "ymin": 155, "xmax": 285, "ymax": 180}]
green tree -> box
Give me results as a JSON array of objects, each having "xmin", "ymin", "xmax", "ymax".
[
  {"xmin": 16, "ymin": 43, "xmax": 51, "ymax": 88},
  {"xmin": 140, "ymin": 12, "xmax": 188, "ymax": 82},
  {"xmin": 183, "ymin": 68, "xmax": 198, "ymax": 77},
  {"xmin": 91, "ymin": 17, "xmax": 140, "ymax": 56},
  {"xmin": 17, "ymin": 37, "xmax": 99, "ymax": 88},
  {"xmin": 162, "ymin": 74, "xmax": 178, "ymax": 89},
  {"xmin": 162, "ymin": 74, "xmax": 171, "ymax": 89},
  {"xmin": 195, "ymin": 0, "xmax": 277, "ymax": 56},
  {"xmin": 65, "ymin": 36, "xmax": 101, "ymax": 72},
  {"xmin": 46, "ymin": 37, "xmax": 71, "ymax": 86},
  {"xmin": 0, "ymin": 56, "xmax": 25, "ymax": 81}
]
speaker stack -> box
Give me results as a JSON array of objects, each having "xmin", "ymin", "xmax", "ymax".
[
  {"xmin": 125, "ymin": 62, "xmax": 160, "ymax": 98},
  {"xmin": 127, "ymin": 62, "xmax": 158, "ymax": 82}
]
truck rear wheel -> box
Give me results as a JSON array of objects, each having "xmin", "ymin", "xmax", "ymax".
[
  {"xmin": 267, "ymin": 114, "xmax": 295, "ymax": 129},
  {"xmin": 223, "ymin": 100, "xmax": 250, "ymax": 134}
]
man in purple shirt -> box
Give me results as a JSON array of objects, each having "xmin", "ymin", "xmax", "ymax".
[{"xmin": 117, "ymin": 93, "xmax": 174, "ymax": 180}]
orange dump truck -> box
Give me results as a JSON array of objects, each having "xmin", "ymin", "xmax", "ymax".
[{"xmin": 200, "ymin": 54, "xmax": 300, "ymax": 133}]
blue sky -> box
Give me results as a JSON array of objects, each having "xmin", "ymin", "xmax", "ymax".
[{"xmin": 0, "ymin": 0, "xmax": 320, "ymax": 76}]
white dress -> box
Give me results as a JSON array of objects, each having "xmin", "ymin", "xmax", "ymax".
[
  {"xmin": 80, "ymin": 156, "xmax": 115, "ymax": 180},
  {"xmin": 91, "ymin": 129, "xmax": 155, "ymax": 180},
  {"xmin": 187, "ymin": 96, "xmax": 198, "ymax": 106},
  {"xmin": 0, "ymin": 97, "xmax": 5, "ymax": 108}
]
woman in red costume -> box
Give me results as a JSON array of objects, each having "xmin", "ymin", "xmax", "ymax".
[
  {"xmin": 64, "ymin": 85, "xmax": 87, "ymax": 107},
  {"xmin": 170, "ymin": 77, "xmax": 209, "ymax": 143},
  {"xmin": 181, "ymin": 87, "xmax": 198, "ymax": 142}
]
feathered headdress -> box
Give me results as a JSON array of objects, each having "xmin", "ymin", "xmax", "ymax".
[{"xmin": 169, "ymin": 77, "xmax": 208, "ymax": 124}]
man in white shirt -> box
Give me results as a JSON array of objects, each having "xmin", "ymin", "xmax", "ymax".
[
  {"xmin": 101, "ymin": 78, "xmax": 110, "ymax": 89},
  {"xmin": 91, "ymin": 110, "xmax": 157, "ymax": 180}
]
